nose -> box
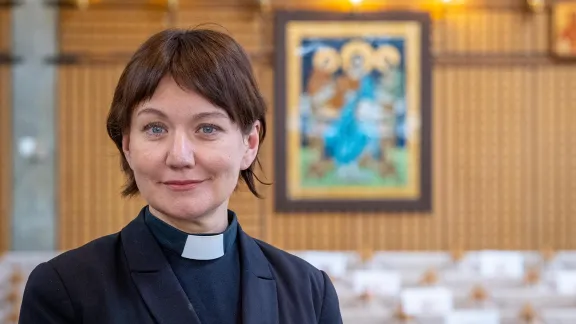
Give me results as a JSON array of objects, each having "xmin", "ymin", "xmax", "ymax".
[{"xmin": 166, "ymin": 131, "xmax": 195, "ymax": 169}]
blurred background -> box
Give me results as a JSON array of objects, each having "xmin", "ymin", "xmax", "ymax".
[{"xmin": 1, "ymin": 0, "xmax": 576, "ymax": 323}]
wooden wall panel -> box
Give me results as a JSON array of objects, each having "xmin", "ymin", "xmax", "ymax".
[
  {"xmin": 176, "ymin": 8, "xmax": 263, "ymax": 54},
  {"xmin": 59, "ymin": 9, "xmax": 167, "ymax": 53},
  {"xmin": 532, "ymin": 66, "xmax": 576, "ymax": 248},
  {"xmin": 0, "ymin": 9, "xmax": 9, "ymax": 52},
  {"xmin": 434, "ymin": 11, "xmax": 549, "ymax": 54},
  {"xmin": 58, "ymin": 2, "xmax": 576, "ymax": 252},
  {"xmin": 58, "ymin": 65, "xmax": 147, "ymax": 249},
  {"xmin": 0, "ymin": 9, "xmax": 11, "ymax": 254}
]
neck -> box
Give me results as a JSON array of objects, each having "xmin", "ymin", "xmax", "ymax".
[{"xmin": 148, "ymin": 203, "xmax": 229, "ymax": 234}]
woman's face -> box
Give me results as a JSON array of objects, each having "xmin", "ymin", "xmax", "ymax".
[{"xmin": 122, "ymin": 75, "xmax": 260, "ymax": 226}]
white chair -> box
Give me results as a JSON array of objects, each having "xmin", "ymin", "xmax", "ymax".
[
  {"xmin": 290, "ymin": 250, "xmax": 359, "ymax": 279},
  {"xmin": 491, "ymin": 287, "xmax": 576, "ymax": 309},
  {"xmin": 540, "ymin": 308, "xmax": 576, "ymax": 324},
  {"xmin": 368, "ymin": 251, "xmax": 454, "ymax": 271}
]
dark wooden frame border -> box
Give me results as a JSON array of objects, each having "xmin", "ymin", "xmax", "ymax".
[{"xmin": 273, "ymin": 10, "xmax": 432, "ymax": 213}]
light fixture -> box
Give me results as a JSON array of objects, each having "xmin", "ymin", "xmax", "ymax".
[
  {"xmin": 259, "ymin": 0, "xmax": 271, "ymax": 13},
  {"xmin": 348, "ymin": 0, "xmax": 362, "ymax": 13},
  {"xmin": 17, "ymin": 136, "xmax": 47, "ymax": 163},
  {"xmin": 76, "ymin": 0, "xmax": 89, "ymax": 10},
  {"xmin": 167, "ymin": 0, "xmax": 178, "ymax": 10},
  {"xmin": 527, "ymin": 0, "xmax": 546, "ymax": 13}
]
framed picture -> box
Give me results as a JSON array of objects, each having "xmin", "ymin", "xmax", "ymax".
[
  {"xmin": 273, "ymin": 11, "xmax": 432, "ymax": 213},
  {"xmin": 552, "ymin": 1, "xmax": 576, "ymax": 59}
]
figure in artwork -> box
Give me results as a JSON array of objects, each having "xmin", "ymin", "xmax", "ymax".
[
  {"xmin": 298, "ymin": 36, "xmax": 409, "ymax": 189},
  {"xmin": 559, "ymin": 12, "xmax": 576, "ymax": 54}
]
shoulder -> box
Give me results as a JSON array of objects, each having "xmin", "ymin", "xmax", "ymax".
[
  {"xmin": 252, "ymin": 238, "xmax": 330, "ymax": 292},
  {"xmin": 254, "ymin": 239, "xmax": 321, "ymax": 274},
  {"xmin": 20, "ymin": 233, "xmax": 121, "ymax": 323},
  {"xmin": 252, "ymin": 239, "xmax": 342, "ymax": 323},
  {"xmin": 49, "ymin": 232, "xmax": 121, "ymax": 271},
  {"xmin": 20, "ymin": 261, "xmax": 77, "ymax": 323},
  {"xmin": 28, "ymin": 232, "xmax": 122, "ymax": 290}
]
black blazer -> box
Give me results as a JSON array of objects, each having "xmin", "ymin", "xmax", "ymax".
[{"xmin": 18, "ymin": 210, "xmax": 343, "ymax": 324}]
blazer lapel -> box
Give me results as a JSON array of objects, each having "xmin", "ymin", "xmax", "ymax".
[
  {"xmin": 121, "ymin": 210, "xmax": 201, "ymax": 324},
  {"xmin": 238, "ymin": 229, "xmax": 279, "ymax": 324}
]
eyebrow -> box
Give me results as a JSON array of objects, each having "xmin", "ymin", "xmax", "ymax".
[
  {"xmin": 136, "ymin": 107, "xmax": 168, "ymax": 118},
  {"xmin": 193, "ymin": 111, "xmax": 229, "ymax": 120},
  {"xmin": 136, "ymin": 107, "xmax": 228, "ymax": 120}
]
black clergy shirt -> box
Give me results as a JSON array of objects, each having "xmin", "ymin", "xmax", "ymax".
[{"xmin": 144, "ymin": 207, "xmax": 242, "ymax": 324}]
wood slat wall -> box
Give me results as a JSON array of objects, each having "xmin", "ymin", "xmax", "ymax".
[
  {"xmin": 0, "ymin": 9, "xmax": 12, "ymax": 254},
  {"xmin": 58, "ymin": 7, "xmax": 167, "ymax": 250},
  {"xmin": 57, "ymin": 0, "xmax": 576, "ymax": 251},
  {"xmin": 58, "ymin": 65, "xmax": 145, "ymax": 249}
]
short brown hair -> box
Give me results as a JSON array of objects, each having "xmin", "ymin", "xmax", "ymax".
[{"xmin": 106, "ymin": 28, "xmax": 267, "ymax": 198}]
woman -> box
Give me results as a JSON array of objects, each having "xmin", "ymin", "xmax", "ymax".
[{"xmin": 19, "ymin": 28, "xmax": 342, "ymax": 324}]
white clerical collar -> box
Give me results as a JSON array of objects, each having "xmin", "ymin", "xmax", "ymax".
[
  {"xmin": 144, "ymin": 207, "xmax": 238, "ymax": 261},
  {"xmin": 182, "ymin": 234, "xmax": 225, "ymax": 260}
]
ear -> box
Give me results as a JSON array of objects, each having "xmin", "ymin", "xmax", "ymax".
[
  {"xmin": 122, "ymin": 132, "xmax": 133, "ymax": 169},
  {"xmin": 240, "ymin": 121, "xmax": 260, "ymax": 170}
]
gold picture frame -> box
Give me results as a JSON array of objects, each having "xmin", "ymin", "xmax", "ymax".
[{"xmin": 273, "ymin": 11, "xmax": 432, "ymax": 213}]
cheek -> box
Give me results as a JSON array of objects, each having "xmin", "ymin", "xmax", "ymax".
[
  {"xmin": 203, "ymin": 151, "xmax": 236, "ymax": 174},
  {"xmin": 128, "ymin": 137, "xmax": 164, "ymax": 173},
  {"xmin": 200, "ymin": 144, "xmax": 244, "ymax": 176}
]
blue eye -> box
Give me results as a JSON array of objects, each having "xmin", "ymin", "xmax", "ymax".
[
  {"xmin": 143, "ymin": 123, "xmax": 166, "ymax": 136},
  {"xmin": 199, "ymin": 124, "xmax": 222, "ymax": 135},
  {"xmin": 151, "ymin": 126, "xmax": 164, "ymax": 134},
  {"xmin": 201, "ymin": 126, "xmax": 215, "ymax": 134}
]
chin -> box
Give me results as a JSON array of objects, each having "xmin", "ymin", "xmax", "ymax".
[
  {"xmin": 150, "ymin": 194, "xmax": 217, "ymax": 221},
  {"xmin": 170, "ymin": 203, "xmax": 214, "ymax": 220}
]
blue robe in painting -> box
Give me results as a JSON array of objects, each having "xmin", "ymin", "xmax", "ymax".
[{"xmin": 323, "ymin": 76, "xmax": 376, "ymax": 166}]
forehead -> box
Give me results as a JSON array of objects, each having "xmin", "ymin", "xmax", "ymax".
[{"xmin": 134, "ymin": 76, "xmax": 227, "ymax": 118}]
